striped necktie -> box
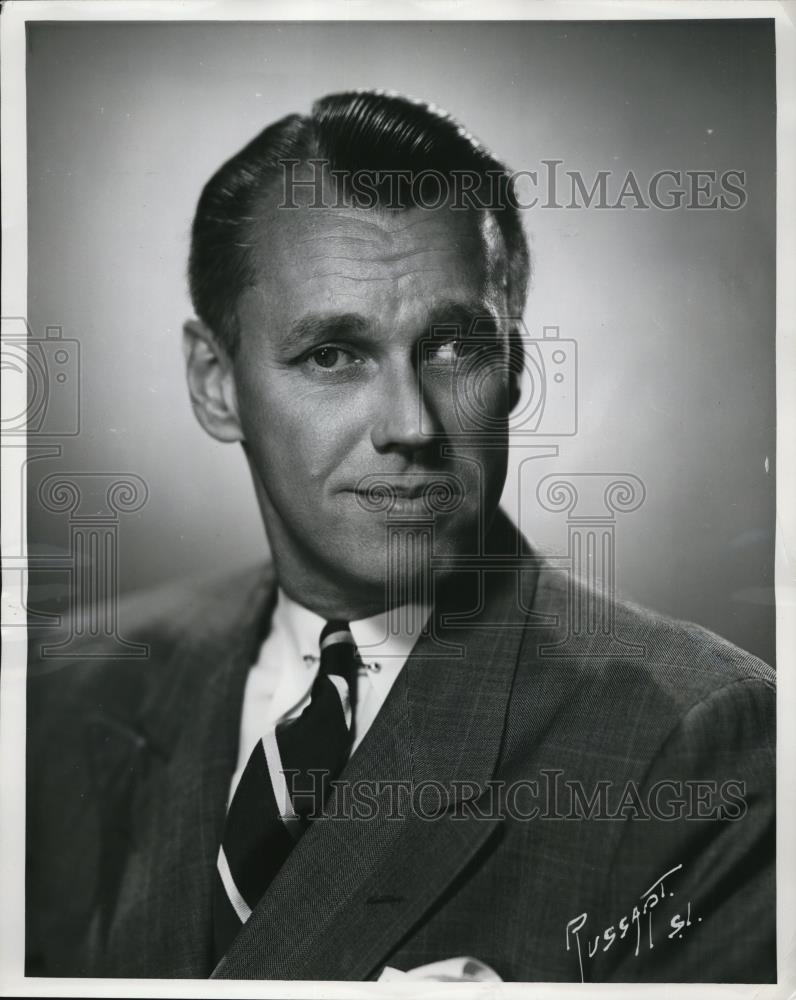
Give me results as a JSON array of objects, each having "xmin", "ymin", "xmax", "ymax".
[{"xmin": 212, "ymin": 620, "xmax": 358, "ymax": 961}]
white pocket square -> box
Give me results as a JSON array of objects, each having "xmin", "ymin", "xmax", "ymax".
[{"xmin": 378, "ymin": 956, "xmax": 502, "ymax": 982}]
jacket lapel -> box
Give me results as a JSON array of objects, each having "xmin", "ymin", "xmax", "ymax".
[
  {"xmin": 95, "ymin": 565, "xmax": 277, "ymax": 977},
  {"xmin": 213, "ymin": 513, "xmax": 537, "ymax": 980}
]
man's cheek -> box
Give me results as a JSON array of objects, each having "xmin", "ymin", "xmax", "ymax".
[{"xmin": 444, "ymin": 369, "xmax": 509, "ymax": 436}]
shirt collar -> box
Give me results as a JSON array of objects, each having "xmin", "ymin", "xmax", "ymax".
[{"xmin": 275, "ymin": 587, "xmax": 430, "ymax": 668}]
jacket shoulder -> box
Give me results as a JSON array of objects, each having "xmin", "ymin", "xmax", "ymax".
[
  {"xmin": 27, "ymin": 562, "xmax": 274, "ymax": 720},
  {"xmin": 528, "ymin": 563, "xmax": 772, "ymax": 682},
  {"xmin": 511, "ymin": 565, "xmax": 774, "ymax": 759}
]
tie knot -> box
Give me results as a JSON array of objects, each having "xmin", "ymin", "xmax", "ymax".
[
  {"xmin": 319, "ymin": 620, "xmax": 353, "ymax": 650},
  {"xmin": 318, "ymin": 620, "xmax": 357, "ymax": 682}
]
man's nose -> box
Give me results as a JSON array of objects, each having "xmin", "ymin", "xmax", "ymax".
[{"xmin": 370, "ymin": 358, "xmax": 437, "ymax": 454}]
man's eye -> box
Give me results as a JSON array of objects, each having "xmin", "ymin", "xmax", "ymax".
[
  {"xmin": 427, "ymin": 340, "xmax": 461, "ymax": 364},
  {"xmin": 427, "ymin": 339, "xmax": 492, "ymax": 364},
  {"xmin": 308, "ymin": 346, "xmax": 361, "ymax": 370}
]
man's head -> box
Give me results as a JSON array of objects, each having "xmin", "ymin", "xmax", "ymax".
[{"xmin": 184, "ymin": 90, "xmax": 530, "ymax": 618}]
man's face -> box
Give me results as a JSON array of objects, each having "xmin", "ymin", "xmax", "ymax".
[{"xmin": 229, "ymin": 195, "xmax": 513, "ymax": 614}]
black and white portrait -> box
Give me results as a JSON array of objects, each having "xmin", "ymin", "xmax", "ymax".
[{"xmin": 1, "ymin": 3, "xmax": 792, "ymax": 993}]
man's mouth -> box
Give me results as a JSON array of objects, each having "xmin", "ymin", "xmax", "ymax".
[{"xmin": 345, "ymin": 478, "xmax": 465, "ymax": 515}]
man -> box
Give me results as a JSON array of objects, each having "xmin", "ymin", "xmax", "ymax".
[{"xmin": 26, "ymin": 90, "xmax": 775, "ymax": 982}]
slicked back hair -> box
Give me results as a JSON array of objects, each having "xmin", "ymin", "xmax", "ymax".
[{"xmin": 188, "ymin": 90, "xmax": 531, "ymax": 356}]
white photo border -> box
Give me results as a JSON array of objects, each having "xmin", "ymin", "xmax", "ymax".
[{"xmin": 2, "ymin": 1, "xmax": 794, "ymax": 997}]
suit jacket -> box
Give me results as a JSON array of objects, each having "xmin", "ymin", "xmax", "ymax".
[{"xmin": 26, "ymin": 511, "xmax": 776, "ymax": 982}]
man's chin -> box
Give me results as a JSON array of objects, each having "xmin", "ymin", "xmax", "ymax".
[{"xmin": 338, "ymin": 515, "xmax": 486, "ymax": 594}]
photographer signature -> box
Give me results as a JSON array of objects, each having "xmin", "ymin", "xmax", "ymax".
[{"xmin": 565, "ymin": 863, "xmax": 701, "ymax": 982}]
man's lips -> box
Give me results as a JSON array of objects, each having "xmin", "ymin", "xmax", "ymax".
[
  {"xmin": 340, "ymin": 479, "xmax": 466, "ymax": 514},
  {"xmin": 344, "ymin": 481, "xmax": 459, "ymax": 498},
  {"xmin": 357, "ymin": 485, "xmax": 437, "ymax": 500}
]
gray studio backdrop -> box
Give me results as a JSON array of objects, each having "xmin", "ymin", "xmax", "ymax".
[{"xmin": 25, "ymin": 19, "xmax": 776, "ymax": 664}]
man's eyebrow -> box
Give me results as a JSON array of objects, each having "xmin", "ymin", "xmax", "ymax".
[
  {"xmin": 283, "ymin": 301, "xmax": 499, "ymax": 350},
  {"xmin": 284, "ymin": 311, "xmax": 370, "ymax": 348},
  {"xmin": 425, "ymin": 299, "xmax": 499, "ymax": 335}
]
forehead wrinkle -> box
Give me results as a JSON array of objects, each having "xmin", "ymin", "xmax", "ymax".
[
  {"xmin": 294, "ymin": 232, "xmax": 380, "ymax": 248},
  {"xmin": 301, "ymin": 265, "xmax": 473, "ymax": 287},
  {"xmin": 370, "ymin": 243, "xmax": 480, "ymax": 265},
  {"xmin": 381, "ymin": 209, "xmax": 478, "ymax": 234},
  {"xmin": 299, "ymin": 271, "xmax": 397, "ymax": 284},
  {"xmin": 261, "ymin": 207, "xmax": 395, "ymax": 252},
  {"xmin": 303, "ymin": 244, "xmax": 471, "ymax": 266},
  {"xmin": 275, "ymin": 202, "xmax": 489, "ymax": 247}
]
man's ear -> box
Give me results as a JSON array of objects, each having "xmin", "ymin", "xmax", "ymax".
[{"xmin": 183, "ymin": 318, "xmax": 244, "ymax": 443}]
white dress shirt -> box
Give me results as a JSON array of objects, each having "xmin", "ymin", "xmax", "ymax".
[{"xmin": 229, "ymin": 588, "xmax": 430, "ymax": 803}]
